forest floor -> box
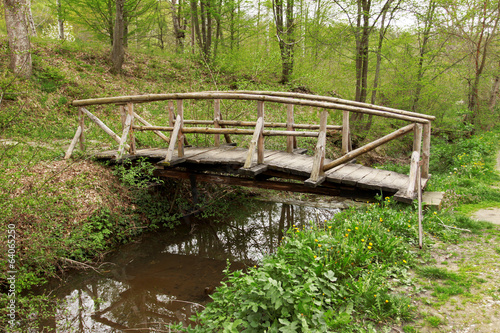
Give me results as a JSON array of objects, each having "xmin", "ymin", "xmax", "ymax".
[{"xmin": 407, "ymin": 151, "xmax": 500, "ymax": 333}]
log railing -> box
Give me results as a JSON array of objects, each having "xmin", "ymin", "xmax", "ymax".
[{"xmin": 66, "ymin": 91, "xmax": 435, "ymax": 200}]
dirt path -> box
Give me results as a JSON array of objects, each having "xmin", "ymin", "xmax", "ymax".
[
  {"xmin": 471, "ymin": 151, "xmax": 500, "ymax": 225},
  {"xmin": 409, "ymin": 151, "xmax": 500, "ymax": 332}
]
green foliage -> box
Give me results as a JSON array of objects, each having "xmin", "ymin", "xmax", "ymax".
[
  {"xmin": 425, "ymin": 315, "xmax": 443, "ymax": 327},
  {"xmin": 33, "ymin": 64, "xmax": 66, "ymax": 93},
  {"xmin": 190, "ymin": 201, "xmax": 422, "ymax": 332},
  {"xmin": 427, "ymin": 129, "xmax": 500, "ymax": 208}
]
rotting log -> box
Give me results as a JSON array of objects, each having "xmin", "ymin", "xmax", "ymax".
[
  {"xmin": 323, "ymin": 123, "xmax": 416, "ymax": 171},
  {"xmin": 80, "ymin": 107, "xmax": 129, "ymax": 150}
]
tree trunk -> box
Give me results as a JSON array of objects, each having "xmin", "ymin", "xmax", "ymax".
[
  {"xmin": 57, "ymin": 0, "xmax": 64, "ymax": 40},
  {"xmin": 412, "ymin": 0, "xmax": 436, "ymax": 113},
  {"xmin": 488, "ymin": 61, "xmax": 500, "ymax": 114},
  {"xmin": 25, "ymin": 0, "xmax": 36, "ymax": 36},
  {"xmin": 4, "ymin": 0, "xmax": 32, "ymax": 78},
  {"xmin": 111, "ymin": 0, "xmax": 125, "ymax": 74},
  {"xmin": 171, "ymin": 0, "xmax": 186, "ymax": 51},
  {"xmin": 274, "ymin": 0, "xmax": 295, "ymax": 84},
  {"xmin": 108, "ymin": 0, "xmax": 114, "ymax": 45}
]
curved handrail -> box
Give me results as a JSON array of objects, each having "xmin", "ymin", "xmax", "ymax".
[{"xmin": 72, "ymin": 92, "xmax": 431, "ymax": 124}]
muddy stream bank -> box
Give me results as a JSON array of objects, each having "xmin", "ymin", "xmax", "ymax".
[{"xmin": 35, "ymin": 199, "xmax": 342, "ymax": 332}]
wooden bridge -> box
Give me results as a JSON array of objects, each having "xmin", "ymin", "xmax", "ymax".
[{"xmin": 65, "ymin": 91, "xmax": 434, "ymax": 203}]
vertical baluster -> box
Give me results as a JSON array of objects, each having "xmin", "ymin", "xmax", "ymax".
[
  {"xmin": 342, "ymin": 110, "xmax": 350, "ymax": 154},
  {"xmin": 286, "ymin": 104, "xmax": 294, "ymax": 153},
  {"xmin": 127, "ymin": 102, "xmax": 136, "ymax": 155},
  {"xmin": 177, "ymin": 100, "xmax": 184, "ymax": 157},
  {"xmin": 214, "ymin": 99, "xmax": 221, "ymax": 147},
  {"xmin": 421, "ymin": 122, "xmax": 431, "ymax": 179},
  {"xmin": 257, "ymin": 101, "xmax": 265, "ymax": 164}
]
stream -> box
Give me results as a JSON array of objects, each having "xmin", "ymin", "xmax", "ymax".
[{"xmin": 37, "ymin": 200, "xmax": 341, "ymax": 332}]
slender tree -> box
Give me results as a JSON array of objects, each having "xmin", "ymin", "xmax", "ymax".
[
  {"xmin": 4, "ymin": 0, "xmax": 32, "ymax": 78},
  {"xmin": 273, "ymin": 0, "xmax": 295, "ymax": 84},
  {"xmin": 111, "ymin": 0, "xmax": 125, "ymax": 73},
  {"xmin": 444, "ymin": 0, "xmax": 500, "ymax": 123}
]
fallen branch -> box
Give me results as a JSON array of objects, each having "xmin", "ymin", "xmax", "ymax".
[
  {"xmin": 436, "ymin": 217, "xmax": 471, "ymax": 232},
  {"xmin": 60, "ymin": 257, "xmax": 101, "ymax": 273}
]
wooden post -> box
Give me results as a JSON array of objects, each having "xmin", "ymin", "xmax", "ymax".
[
  {"xmin": 177, "ymin": 100, "xmax": 184, "ymax": 157},
  {"xmin": 78, "ymin": 107, "xmax": 85, "ymax": 151},
  {"xmin": 168, "ymin": 100, "xmax": 175, "ymax": 126},
  {"xmin": 64, "ymin": 125, "xmax": 83, "ymax": 159},
  {"xmin": 342, "ymin": 110, "xmax": 350, "ymax": 154},
  {"xmin": 421, "ymin": 122, "xmax": 431, "ymax": 179},
  {"xmin": 418, "ymin": 162, "xmax": 423, "ymax": 249},
  {"xmin": 127, "ymin": 102, "xmax": 136, "ymax": 155},
  {"xmin": 120, "ymin": 105, "xmax": 127, "ymax": 130},
  {"xmin": 286, "ymin": 104, "xmax": 294, "ymax": 153},
  {"xmin": 305, "ymin": 110, "xmax": 328, "ymax": 187},
  {"xmin": 214, "ymin": 99, "xmax": 221, "ymax": 147},
  {"xmin": 80, "ymin": 108, "xmax": 129, "ymax": 149},
  {"xmin": 243, "ymin": 117, "xmax": 264, "ymax": 168},
  {"xmin": 413, "ymin": 123, "xmax": 423, "ymax": 155},
  {"xmin": 163, "ymin": 115, "xmax": 182, "ymax": 163},
  {"xmin": 117, "ymin": 113, "xmax": 133, "ymax": 159},
  {"xmin": 257, "ymin": 101, "xmax": 265, "ymax": 164},
  {"xmin": 406, "ymin": 151, "xmax": 420, "ymax": 198}
]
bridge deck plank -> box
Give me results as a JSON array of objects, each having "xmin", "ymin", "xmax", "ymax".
[{"xmin": 93, "ymin": 146, "xmax": 417, "ymax": 201}]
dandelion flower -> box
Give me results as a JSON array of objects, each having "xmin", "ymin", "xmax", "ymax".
[
  {"xmin": 385, "ymin": 300, "xmax": 389, "ymax": 303},
  {"xmin": 368, "ymin": 246, "xmax": 372, "ymax": 249},
  {"xmin": 328, "ymin": 226, "xmax": 332, "ymax": 229},
  {"xmin": 348, "ymin": 229, "xmax": 351, "ymax": 232},
  {"xmin": 318, "ymin": 244, "xmax": 322, "ymax": 247},
  {"xmin": 403, "ymin": 260, "xmax": 407, "ymax": 263},
  {"xmin": 361, "ymin": 239, "xmax": 365, "ymax": 242},
  {"xmin": 315, "ymin": 239, "xmax": 318, "ymax": 242},
  {"xmin": 355, "ymin": 227, "xmax": 358, "ymax": 230},
  {"xmin": 374, "ymin": 294, "xmax": 377, "ymax": 297},
  {"xmin": 314, "ymin": 255, "xmax": 317, "ymax": 258},
  {"xmin": 369, "ymin": 242, "xmax": 373, "ymax": 246}
]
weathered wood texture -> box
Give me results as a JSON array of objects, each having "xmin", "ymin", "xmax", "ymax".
[
  {"xmin": 94, "ymin": 146, "xmax": 420, "ymax": 202},
  {"xmin": 72, "ymin": 92, "xmax": 434, "ymax": 123}
]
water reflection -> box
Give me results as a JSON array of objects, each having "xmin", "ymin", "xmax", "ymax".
[{"xmin": 42, "ymin": 201, "xmax": 339, "ymax": 332}]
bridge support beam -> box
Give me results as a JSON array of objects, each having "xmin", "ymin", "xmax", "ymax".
[
  {"xmin": 153, "ymin": 169, "xmax": 378, "ymax": 199},
  {"xmin": 305, "ymin": 110, "xmax": 328, "ymax": 187}
]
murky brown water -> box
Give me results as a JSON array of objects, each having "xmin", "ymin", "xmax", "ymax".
[{"xmin": 38, "ymin": 200, "xmax": 339, "ymax": 332}]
